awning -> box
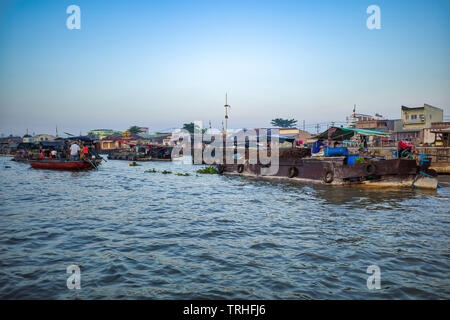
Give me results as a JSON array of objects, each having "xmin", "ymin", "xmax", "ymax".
[
  {"xmin": 40, "ymin": 141, "xmax": 64, "ymax": 147},
  {"xmin": 16, "ymin": 142, "xmax": 39, "ymax": 150},
  {"xmin": 66, "ymin": 136, "xmax": 95, "ymax": 142},
  {"xmin": 318, "ymin": 127, "xmax": 391, "ymax": 141}
]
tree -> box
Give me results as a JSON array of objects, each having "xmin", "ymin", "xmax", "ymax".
[
  {"xmin": 182, "ymin": 123, "xmax": 207, "ymax": 134},
  {"xmin": 270, "ymin": 118, "xmax": 298, "ymax": 128},
  {"xmin": 127, "ymin": 126, "xmax": 142, "ymax": 135}
]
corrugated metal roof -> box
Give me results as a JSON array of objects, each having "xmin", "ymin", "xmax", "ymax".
[
  {"xmin": 339, "ymin": 127, "xmax": 391, "ymax": 137},
  {"xmin": 318, "ymin": 127, "xmax": 391, "ymax": 140}
]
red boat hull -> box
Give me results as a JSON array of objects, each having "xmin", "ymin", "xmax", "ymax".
[{"xmin": 29, "ymin": 160, "xmax": 94, "ymax": 170}]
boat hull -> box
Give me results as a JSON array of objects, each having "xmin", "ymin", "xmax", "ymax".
[
  {"xmin": 218, "ymin": 158, "xmax": 439, "ymax": 190},
  {"xmin": 29, "ymin": 160, "xmax": 97, "ymax": 170}
]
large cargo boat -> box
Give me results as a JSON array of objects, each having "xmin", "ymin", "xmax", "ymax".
[{"xmin": 217, "ymin": 127, "xmax": 439, "ymax": 189}]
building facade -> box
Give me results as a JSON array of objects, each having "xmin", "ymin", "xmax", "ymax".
[
  {"xmin": 99, "ymin": 132, "xmax": 150, "ymax": 151},
  {"xmin": 33, "ymin": 134, "xmax": 55, "ymax": 142},
  {"xmin": 22, "ymin": 134, "xmax": 33, "ymax": 143},
  {"xmin": 401, "ymin": 104, "xmax": 443, "ymax": 130},
  {"xmin": 87, "ymin": 129, "xmax": 121, "ymax": 139},
  {"xmin": 347, "ymin": 112, "xmax": 385, "ymax": 128}
]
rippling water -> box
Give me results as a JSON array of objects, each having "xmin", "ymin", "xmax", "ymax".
[{"xmin": 0, "ymin": 157, "xmax": 449, "ymax": 299}]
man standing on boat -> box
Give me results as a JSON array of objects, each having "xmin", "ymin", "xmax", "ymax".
[{"xmin": 70, "ymin": 142, "xmax": 81, "ymax": 161}]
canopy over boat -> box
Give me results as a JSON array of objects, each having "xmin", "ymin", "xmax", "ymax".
[
  {"xmin": 65, "ymin": 136, "xmax": 96, "ymax": 142},
  {"xmin": 40, "ymin": 141, "xmax": 64, "ymax": 148},
  {"xmin": 317, "ymin": 127, "xmax": 391, "ymax": 141},
  {"xmin": 16, "ymin": 142, "xmax": 40, "ymax": 150}
]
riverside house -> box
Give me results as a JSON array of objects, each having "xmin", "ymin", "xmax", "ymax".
[{"xmin": 99, "ymin": 132, "xmax": 149, "ymax": 151}]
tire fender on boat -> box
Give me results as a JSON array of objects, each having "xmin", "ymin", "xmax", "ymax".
[
  {"xmin": 288, "ymin": 167, "xmax": 298, "ymax": 178},
  {"xmin": 217, "ymin": 164, "xmax": 225, "ymax": 174},
  {"xmin": 237, "ymin": 164, "xmax": 245, "ymax": 173},
  {"xmin": 323, "ymin": 170, "xmax": 334, "ymax": 183},
  {"xmin": 365, "ymin": 163, "xmax": 377, "ymax": 175}
]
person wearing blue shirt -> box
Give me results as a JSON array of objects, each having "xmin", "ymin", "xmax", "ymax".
[{"xmin": 311, "ymin": 140, "xmax": 324, "ymax": 153}]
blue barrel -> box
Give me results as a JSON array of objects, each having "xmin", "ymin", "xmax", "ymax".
[
  {"xmin": 347, "ymin": 155, "xmax": 360, "ymax": 164},
  {"xmin": 324, "ymin": 147, "xmax": 349, "ymax": 156}
]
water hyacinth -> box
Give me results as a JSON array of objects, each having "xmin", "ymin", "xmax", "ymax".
[{"xmin": 196, "ymin": 166, "xmax": 218, "ymax": 174}]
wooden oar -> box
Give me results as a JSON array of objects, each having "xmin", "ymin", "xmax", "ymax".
[{"xmin": 84, "ymin": 157, "xmax": 98, "ymax": 170}]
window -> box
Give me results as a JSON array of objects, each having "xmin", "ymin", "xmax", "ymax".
[
  {"xmin": 411, "ymin": 115, "xmax": 417, "ymax": 120},
  {"xmin": 405, "ymin": 114, "xmax": 409, "ymax": 120}
]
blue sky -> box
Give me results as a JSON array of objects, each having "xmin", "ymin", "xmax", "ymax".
[{"xmin": 0, "ymin": 0, "xmax": 449, "ymax": 135}]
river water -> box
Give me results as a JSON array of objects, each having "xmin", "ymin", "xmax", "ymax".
[{"xmin": 0, "ymin": 157, "xmax": 449, "ymax": 299}]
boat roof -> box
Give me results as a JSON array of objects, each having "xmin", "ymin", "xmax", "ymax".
[
  {"xmin": 318, "ymin": 127, "xmax": 391, "ymax": 140},
  {"xmin": 40, "ymin": 141, "xmax": 64, "ymax": 147},
  {"xmin": 17, "ymin": 142, "xmax": 40, "ymax": 150},
  {"xmin": 65, "ymin": 136, "xmax": 95, "ymax": 142}
]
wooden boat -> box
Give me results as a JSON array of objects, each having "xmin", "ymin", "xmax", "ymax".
[
  {"xmin": 107, "ymin": 145, "xmax": 173, "ymax": 161},
  {"xmin": 218, "ymin": 157, "xmax": 439, "ymax": 189},
  {"xmin": 216, "ymin": 127, "xmax": 440, "ymax": 190},
  {"xmin": 29, "ymin": 159, "xmax": 101, "ymax": 170}
]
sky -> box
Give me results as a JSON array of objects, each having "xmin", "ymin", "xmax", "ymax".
[{"xmin": 0, "ymin": 0, "xmax": 449, "ymax": 136}]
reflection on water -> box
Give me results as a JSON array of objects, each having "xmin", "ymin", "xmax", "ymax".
[{"xmin": 0, "ymin": 157, "xmax": 449, "ymax": 299}]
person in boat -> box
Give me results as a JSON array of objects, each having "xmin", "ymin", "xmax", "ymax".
[
  {"xmin": 62, "ymin": 140, "xmax": 70, "ymax": 159},
  {"xmin": 398, "ymin": 140, "xmax": 415, "ymax": 158},
  {"xmin": 50, "ymin": 148, "xmax": 57, "ymax": 159},
  {"xmin": 70, "ymin": 142, "xmax": 81, "ymax": 161},
  {"xmin": 311, "ymin": 139, "xmax": 324, "ymax": 154},
  {"xmin": 80, "ymin": 144, "xmax": 89, "ymax": 160}
]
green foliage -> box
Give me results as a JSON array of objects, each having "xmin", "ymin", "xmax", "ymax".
[
  {"xmin": 270, "ymin": 118, "xmax": 298, "ymax": 128},
  {"xmin": 127, "ymin": 126, "xmax": 142, "ymax": 135},
  {"xmin": 196, "ymin": 166, "xmax": 218, "ymax": 174},
  {"xmin": 182, "ymin": 123, "xmax": 207, "ymax": 134},
  {"xmin": 145, "ymin": 168, "xmax": 190, "ymax": 176}
]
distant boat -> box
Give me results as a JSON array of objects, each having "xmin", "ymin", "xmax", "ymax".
[{"xmin": 29, "ymin": 159, "xmax": 101, "ymax": 170}]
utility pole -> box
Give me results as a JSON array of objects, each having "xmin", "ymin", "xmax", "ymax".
[
  {"xmin": 224, "ymin": 93, "xmax": 231, "ymax": 132},
  {"xmin": 303, "ymin": 120, "xmax": 305, "ymax": 132},
  {"xmin": 315, "ymin": 123, "xmax": 320, "ymax": 133}
]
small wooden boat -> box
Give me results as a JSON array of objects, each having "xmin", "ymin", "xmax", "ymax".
[{"xmin": 29, "ymin": 159, "xmax": 100, "ymax": 170}]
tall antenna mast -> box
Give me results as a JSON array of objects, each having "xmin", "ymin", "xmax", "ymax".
[{"xmin": 224, "ymin": 92, "xmax": 231, "ymax": 132}]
